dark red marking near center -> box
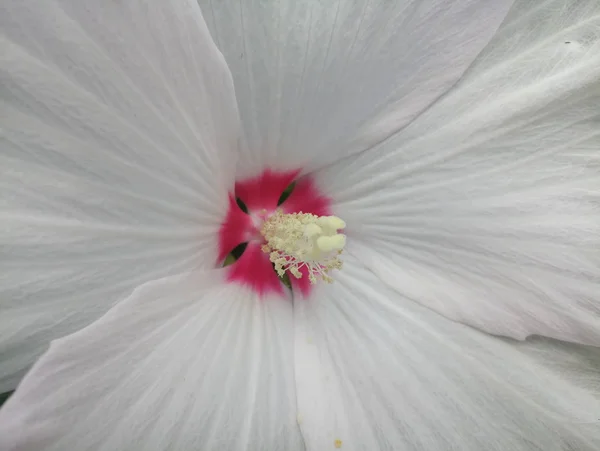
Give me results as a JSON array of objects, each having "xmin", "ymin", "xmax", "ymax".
[
  {"xmin": 235, "ymin": 169, "xmax": 299, "ymax": 212},
  {"xmin": 218, "ymin": 168, "xmax": 333, "ymax": 298}
]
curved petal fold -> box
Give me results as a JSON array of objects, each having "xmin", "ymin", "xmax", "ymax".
[
  {"xmin": 293, "ymin": 252, "xmax": 600, "ymax": 451},
  {"xmin": 0, "ymin": 272, "xmax": 304, "ymax": 451},
  {"xmin": 316, "ymin": 0, "xmax": 600, "ymax": 344},
  {"xmin": 200, "ymin": 0, "xmax": 514, "ymax": 177},
  {"xmin": 0, "ymin": 0, "xmax": 241, "ymax": 391}
]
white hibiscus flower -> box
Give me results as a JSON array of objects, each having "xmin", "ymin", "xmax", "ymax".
[{"xmin": 1, "ymin": 1, "xmax": 599, "ymax": 450}]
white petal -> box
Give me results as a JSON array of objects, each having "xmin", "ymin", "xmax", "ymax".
[
  {"xmin": 0, "ymin": 0, "xmax": 241, "ymax": 391},
  {"xmin": 294, "ymin": 252, "xmax": 600, "ymax": 451},
  {"xmin": 315, "ymin": 0, "xmax": 600, "ymax": 345},
  {"xmin": 0, "ymin": 272, "xmax": 304, "ymax": 451},
  {"xmin": 200, "ymin": 0, "xmax": 513, "ymax": 177}
]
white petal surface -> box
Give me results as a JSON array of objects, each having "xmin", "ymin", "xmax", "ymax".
[
  {"xmin": 294, "ymin": 252, "xmax": 600, "ymax": 451},
  {"xmin": 0, "ymin": 272, "xmax": 304, "ymax": 451},
  {"xmin": 0, "ymin": 0, "xmax": 241, "ymax": 391},
  {"xmin": 199, "ymin": 0, "xmax": 514, "ymax": 177},
  {"xmin": 315, "ymin": 0, "xmax": 600, "ymax": 344}
]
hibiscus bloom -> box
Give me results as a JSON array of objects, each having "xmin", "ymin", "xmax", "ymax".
[{"xmin": 1, "ymin": 0, "xmax": 600, "ymax": 450}]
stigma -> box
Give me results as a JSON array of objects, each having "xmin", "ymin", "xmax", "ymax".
[{"xmin": 260, "ymin": 210, "xmax": 346, "ymax": 284}]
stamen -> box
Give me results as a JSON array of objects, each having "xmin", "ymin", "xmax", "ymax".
[{"xmin": 261, "ymin": 210, "xmax": 346, "ymax": 284}]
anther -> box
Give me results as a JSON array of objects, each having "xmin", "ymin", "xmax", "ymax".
[{"xmin": 260, "ymin": 210, "xmax": 346, "ymax": 284}]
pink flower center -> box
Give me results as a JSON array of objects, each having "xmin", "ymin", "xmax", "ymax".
[{"xmin": 218, "ymin": 169, "xmax": 332, "ymax": 297}]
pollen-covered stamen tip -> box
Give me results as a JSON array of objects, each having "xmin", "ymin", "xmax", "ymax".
[{"xmin": 260, "ymin": 210, "xmax": 346, "ymax": 284}]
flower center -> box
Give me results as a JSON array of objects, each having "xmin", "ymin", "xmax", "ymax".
[{"xmin": 260, "ymin": 210, "xmax": 346, "ymax": 284}]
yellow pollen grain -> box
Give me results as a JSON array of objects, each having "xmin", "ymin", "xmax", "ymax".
[{"xmin": 334, "ymin": 439, "xmax": 343, "ymax": 448}]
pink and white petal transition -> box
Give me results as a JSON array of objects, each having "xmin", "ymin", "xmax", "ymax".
[
  {"xmin": 294, "ymin": 252, "xmax": 600, "ymax": 451},
  {"xmin": 0, "ymin": 272, "xmax": 304, "ymax": 451},
  {"xmin": 200, "ymin": 0, "xmax": 514, "ymax": 177},
  {"xmin": 0, "ymin": 0, "xmax": 241, "ymax": 392},
  {"xmin": 315, "ymin": 0, "xmax": 600, "ymax": 345}
]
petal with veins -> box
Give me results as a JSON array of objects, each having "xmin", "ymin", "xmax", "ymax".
[
  {"xmin": 200, "ymin": 0, "xmax": 514, "ymax": 177},
  {"xmin": 294, "ymin": 251, "xmax": 600, "ymax": 451},
  {"xmin": 315, "ymin": 0, "xmax": 600, "ymax": 345},
  {"xmin": 0, "ymin": 0, "xmax": 241, "ymax": 391},
  {"xmin": 0, "ymin": 271, "xmax": 304, "ymax": 451}
]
